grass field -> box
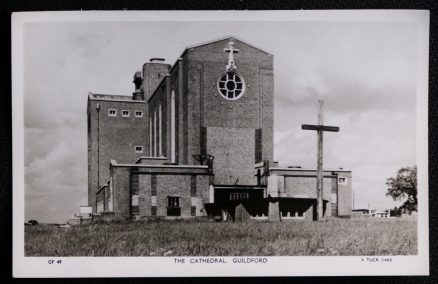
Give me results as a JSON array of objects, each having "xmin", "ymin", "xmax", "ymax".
[{"xmin": 25, "ymin": 217, "xmax": 417, "ymax": 256}]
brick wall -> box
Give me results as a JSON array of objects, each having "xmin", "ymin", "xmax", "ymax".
[
  {"xmin": 283, "ymin": 175, "xmax": 335, "ymax": 200},
  {"xmin": 337, "ymin": 172, "xmax": 352, "ymax": 216},
  {"xmin": 111, "ymin": 163, "xmax": 210, "ymax": 219},
  {"xmin": 110, "ymin": 166, "xmax": 131, "ymax": 219},
  {"xmin": 207, "ymin": 127, "xmax": 256, "ymax": 185},
  {"xmin": 87, "ymin": 97, "xmax": 147, "ymax": 212},
  {"xmin": 143, "ymin": 173, "xmax": 210, "ymax": 218}
]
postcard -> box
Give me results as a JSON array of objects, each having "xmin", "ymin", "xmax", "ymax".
[{"xmin": 12, "ymin": 10, "xmax": 429, "ymax": 277}]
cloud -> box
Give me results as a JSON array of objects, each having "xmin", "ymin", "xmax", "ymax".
[{"xmin": 24, "ymin": 124, "xmax": 87, "ymax": 223}]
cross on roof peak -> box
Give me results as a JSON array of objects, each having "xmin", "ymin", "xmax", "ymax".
[{"xmin": 224, "ymin": 40, "xmax": 239, "ymax": 72}]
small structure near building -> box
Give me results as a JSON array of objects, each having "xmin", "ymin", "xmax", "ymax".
[
  {"xmin": 351, "ymin": 207, "xmax": 396, "ymax": 218},
  {"xmin": 68, "ymin": 206, "xmax": 101, "ymax": 225}
]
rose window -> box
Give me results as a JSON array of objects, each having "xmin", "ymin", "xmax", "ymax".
[{"xmin": 217, "ymin": 72, "xmax": 246, "ymax": 100}]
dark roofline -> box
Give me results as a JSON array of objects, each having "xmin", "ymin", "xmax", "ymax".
[{"xmin": 88, "ymin": 93, "xmax": 146, "ymax": 104}]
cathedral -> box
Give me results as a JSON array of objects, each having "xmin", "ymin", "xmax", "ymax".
[{"xmin": 87, "ymin": 36, "xmax": 352, "ymax": 222}]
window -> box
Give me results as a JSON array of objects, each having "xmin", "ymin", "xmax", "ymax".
[
  {"xmin": 87, "ymin": 114, "xmax": 91, "ymax": 134},
  {"xmin": 281, "ymin": 209, "xmax": 305, "ymax": 219},
  {"xmin": 97, "ymin": 200, "xmax": 104, "ymax": 213},
  {"xmin": 154, "ymin": 110, "xmax": 157, "ymax": 156},
  {"xmin": 108, "ymin": 109, "xmax": 117, "ymax": 117},
  {"xmin": 151, "ymin": 206, "xmax": 157, "ymax": 216},
  {"xmin": 200, "ymin": 126, "xmax": 207, "ymax": 156},
  {"xmin": 131, "ymin": 174, "xmax": 139, "ymax": 195},
  {"xmin": 331, "ymin": 193, "xmax": 337, "ymax": 203},
  {"xmin": 151, "ymin": 175, "xmax": 157, "ymax": 196},
  {"xmin": 338, "ymin": 177, "xmax": 348, "ymax": 185},
  {"xmin": 167, "ymin": 196, "xmax": 181, "ymax": 217},
  {"xmin": 331, "ymin": 202, "xmax": 338, "ymax": 217},
  {"xmin": 158, "ymin": 104, "xmax": 162, "ymax": 156},
  {"xmin": 135, "ymin": 110, "xmax": 143, "ymax": 118},
  {"xmin": 131, "ymin": 195, "xmax": 139, "ymax": 215},
  {"xmin": 191, "ymin": 175, "xmax": 197, "ymax": 197},
  {"xmin": 108, "ymin": 178, "xmax": 113, "ymax": 211},
  {"xmin": 255, "ymin": 129, "xmax": 262, "ymax": 163},
  {"xmin": 230, "ymin": 192, "xmax": 249, "ymax": 201},
  {"xmin": 135, "ymin": 146, "xmax": 143, "ymax": 153},
  {"xmin": 168, "ymin": 196, "xmax": 180, "ymax": 208},
  {"xmin": 122, "ymin": 110, "xmax": 130, "ymax": 117},
  {"xmin": 217, "ymin": 72, "xmax": 246, "ymax": 100},
  {"xmin": 149, "ymin": 117, "xmax": 153, "ymax": 156},
  {"xmin": 191, "ymin": 206, "xmax": 196, "ymax": 216}
]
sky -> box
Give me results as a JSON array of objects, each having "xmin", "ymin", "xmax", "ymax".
[{"xmin": 22, "ymin": 18, "xmax": 418, "ymax": 223}]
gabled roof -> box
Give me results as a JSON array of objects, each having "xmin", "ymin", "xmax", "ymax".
[{"xmin": 183, "ymin": 35, "xmax": 273, "ymax": 56}]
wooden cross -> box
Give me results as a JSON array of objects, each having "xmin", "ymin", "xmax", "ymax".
[
  {"xmin": 224, "ymin": 40, "xmax": 239, "ymax": 72},
  {"xmin": 302, "ymin": 100, "xmax": 340, "ymax": 221}
]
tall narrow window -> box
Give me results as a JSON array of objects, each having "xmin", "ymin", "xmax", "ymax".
[
  {"xmin": 255, "ymin": 128, "xmax": 263, "ymax": 163},
  {"xmin": 154, "ymin": 110, "xmax": 157, "ymax": 157},
  {"xmin": 131, "ymin": 174, "xmax": 139, "ymax": 216},
  {"xmin": 151, "ymin": 175, "xmax": 157, "ymax": 196},
  {"xmin": 108, "ymin": 178, "xmax": 113, "ymax": 211},
  {"xmin": 158, "ymin": 104, "xmax": 162, "ymax": 156},
  {"xmin": 191, "ymin": 175, "xmax": 197, "ymax": 197},
  {"xmin": 87, "ymin": 113, "xmax": 91, "ymax": 134},
  {"xmin": 200, "ymin": 126, "xmax": 207, "ymax": 156},
  {"xmin": 149, "ymin": 117, "xmax": 153, "ymax": 156},
  {"xmin": 131, "ymin": 174, "xmax": 139, "ymax": 195},
  {"xmin": 131, "ymin": 195, "xmax": 139, "ymax": 215},
  {"xmin": 191, "ymin": 206, "xmax": 196, "ymax": 217},
  {"xmin": 171, "ymin": 91, "xmax": 176, "ymax": 163}
]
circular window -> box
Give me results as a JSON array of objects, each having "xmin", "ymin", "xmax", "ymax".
[{"xmin": 217, "ymin": 72, "xmax": 246, "ymax": 100}]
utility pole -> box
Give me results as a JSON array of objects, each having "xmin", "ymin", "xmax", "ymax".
[{"xmin": 302, "ymin": 100, "xmax": 340, "ymax": 220}]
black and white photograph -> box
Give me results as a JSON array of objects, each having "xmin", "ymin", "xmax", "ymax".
[{"xmin": 12, "ymin": 10, "xmax": 429, "ymax": 277}]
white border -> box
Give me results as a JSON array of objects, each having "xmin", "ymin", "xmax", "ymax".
[{"xmin": 12, "ymin": 10, "xmax": 429, "ymax": 277}]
